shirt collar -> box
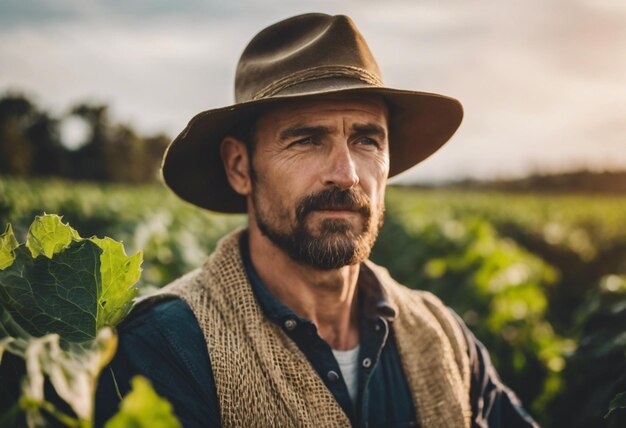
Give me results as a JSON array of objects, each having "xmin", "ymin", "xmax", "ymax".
[{"xmin": 239, "ymin": 231, "xmax": 397, "ymax": 324}]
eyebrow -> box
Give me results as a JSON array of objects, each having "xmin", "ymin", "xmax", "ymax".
[
  {"xmin": 278, "ymin": 123, "xmax": 387, "ymax": 141},
  {"xmin": 279, "ymin": 125, "xmax": 332, "ymax": 141},
  {"xmin": 352, "ymin": 123, "xmax": 387, "ymax": 140}
]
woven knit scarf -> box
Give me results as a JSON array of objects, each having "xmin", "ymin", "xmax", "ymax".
[{"xmin": 159, "ymin": 229, "xmax": 471, "ymax": 427}]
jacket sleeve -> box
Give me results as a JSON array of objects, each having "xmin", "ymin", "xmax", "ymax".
[{"xmin": 95, "ymin": 298, "xmax": 221, "ymax": 427}]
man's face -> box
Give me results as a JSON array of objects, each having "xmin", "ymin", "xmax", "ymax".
[{"xmin": 248, "ymin": 95, "xmax": 390, "ymax": 270}]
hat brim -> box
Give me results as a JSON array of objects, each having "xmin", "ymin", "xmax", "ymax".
[{"xmin": 161, "ymin": 86, "xmax": 463, "ymax": 213}]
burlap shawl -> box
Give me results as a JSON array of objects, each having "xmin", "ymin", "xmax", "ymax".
[{"xmin": 157, "ymin": 229, "xmax": 471, "ymax": 427}]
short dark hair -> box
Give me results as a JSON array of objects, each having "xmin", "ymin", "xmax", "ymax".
[{"xmin": 228, "ymin": 112, "xmax": 258, "ymax": 157}]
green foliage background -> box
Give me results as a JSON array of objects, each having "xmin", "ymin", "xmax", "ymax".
[{"xmin": 1, "ymin": 178, "xmax": 625, "ymax": 427}]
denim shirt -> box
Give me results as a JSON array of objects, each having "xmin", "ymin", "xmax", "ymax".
[{"xmin": 89, "ymin": 234, "xmax": 538, "ymax": 427}]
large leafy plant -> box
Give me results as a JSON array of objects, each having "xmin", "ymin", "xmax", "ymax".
[
  {"xmin": 552, "ymin": 274, "xmax": 626, "ymax": 427},
  {"xmin": 0, "ymin": 214, "xmax": 180, "ymax": 427}
]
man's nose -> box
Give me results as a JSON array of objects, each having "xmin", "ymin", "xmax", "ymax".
[{"xmin": 323, "ymin": 145, "xmax": 359, "ymax": 189}]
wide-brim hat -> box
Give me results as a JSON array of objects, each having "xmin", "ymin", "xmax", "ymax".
[{"xmin": 162, "ymin": 13, "xmax": 463, "ymax": 213}]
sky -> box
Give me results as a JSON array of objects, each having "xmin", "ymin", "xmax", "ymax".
[{"xmin": 1, "ymin": 0, "xmax": 625, "ymax": 183}]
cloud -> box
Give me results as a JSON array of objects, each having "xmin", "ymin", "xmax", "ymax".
[{"xmin": 0, "ymin": 0, "xmax": 94, "ymax": 28}]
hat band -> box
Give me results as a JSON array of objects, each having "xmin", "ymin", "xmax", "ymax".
[{"xmin": 251, "ymin": 65, "xmax": 384, "ymax": 101}]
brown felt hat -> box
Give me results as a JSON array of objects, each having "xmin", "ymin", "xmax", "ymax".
[{"xmin": 161, "ymin": 13, "xmax": 463, "ymax": 213}]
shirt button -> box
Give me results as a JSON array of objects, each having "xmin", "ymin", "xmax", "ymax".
[
  {"xmin": 283, "ymin": 319, "xmax": 297, "ymax": 331},
  {"xmin": 327, "ymin": 370, "xmax": 340, "ymax": 382},
  {"xmin": 362, "ymin": 358, "xmax": 372, "ymax": 368},
  {"xmin": 374, "ymin": 323, "xmax": 381, "ymax": 332}
]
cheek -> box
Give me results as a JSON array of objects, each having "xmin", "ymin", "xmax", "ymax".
[
  {"xmin": 355, "ymin": 148, "xmax": 389, "ymax": 175},
  {"xmin": 374, "ymin": 156, "xmax": 390, "ymax": 203},
  {"xmin": 262, "ymin": 156, "xmax": 319, "ymax": 198},
  {"xmin": 378, "ymin": 152, "xmax": 391, "ymax": 180},
  {"xmin": 357, "ymin": 154, "xmax": 389, "ymax": 188},
  {"xmin": 253, "ymin": 167, "xmax": 301, "ymax": 220},
  {"xmin": 371, "ymin": 187, "xmax": 386, "ymax": 219}
]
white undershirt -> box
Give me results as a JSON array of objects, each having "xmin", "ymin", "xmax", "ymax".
[{"xmin": 331, "ymin": 345, "xmax": 360, "ymax": 404}]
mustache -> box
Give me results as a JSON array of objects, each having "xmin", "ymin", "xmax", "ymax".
[{"xmin": 296, "ymin": 188, "xmax": 371, "ymax": 221}]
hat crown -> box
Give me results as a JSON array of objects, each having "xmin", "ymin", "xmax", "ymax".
[{"xmin": 235, "ymin": 14, "xmax": 383, "ymax": 103}]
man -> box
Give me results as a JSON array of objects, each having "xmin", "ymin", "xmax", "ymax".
[{"xmin": 96, "ymin": 13, "xmax": 538, "ymax": 427}]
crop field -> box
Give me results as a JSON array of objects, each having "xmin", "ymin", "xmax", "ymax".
[{"xmin": 1, "ymin": 177, "xmax": 625, "ymax": 427}]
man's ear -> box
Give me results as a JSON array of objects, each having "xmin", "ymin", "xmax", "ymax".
[{"xmin": 220, "ymin": 136, "xmax": 251, "ymax": 196}]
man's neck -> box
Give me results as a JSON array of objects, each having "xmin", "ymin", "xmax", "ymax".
[{"xmin": 248, "ymin": 228, "xmax": 360, "ymax": 351}]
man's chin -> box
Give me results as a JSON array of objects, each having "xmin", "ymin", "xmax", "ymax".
[{"xmin": 262, "ymin": 226, "xmax": 373, "ymax": 270}]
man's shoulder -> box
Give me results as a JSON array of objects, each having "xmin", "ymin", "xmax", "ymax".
[
  {"xmin": 126, "ymin": 266, "xmax": 207, "ymax": 321},
  {"xmin": 116, "ymin": 267, "xmax": 214, "ymax": 364},
  {"xmin": 116, "ymin": 296, "xmax": 205, "ymax": 360},
  {"xmin": 121, "ymin": 296, "xmax": 195, "ymax": 333},
  {"xmin": 114, "ymin": 292, "xmax": 212, "ymax": 391},
  {"xmin": 96, "ymin": 292, "xmax": 218, "ymax": 427}
]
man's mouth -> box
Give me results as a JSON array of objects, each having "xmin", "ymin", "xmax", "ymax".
[
  {"xmin": 315, "ymin": 204, "xmax": 358, "ymax": 212},
  {"xmin": 313, "ymin": 209, "xmax": 358, "ymax": 216},
  {"xmin": 296, "ymin": 188, "xmax": 372, "ymax": 223},
  {"xmin": 311, "ymin": 203, "xmax": 362, "ymax": 214}
]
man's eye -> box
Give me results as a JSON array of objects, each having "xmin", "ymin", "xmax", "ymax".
[
  {"xmin": 357, "ymin": 137, "xmax": 380, "ymax": 148},
  {"xmin": 289, "ymin": 137, "xmax": 314, "ymax": 147}
]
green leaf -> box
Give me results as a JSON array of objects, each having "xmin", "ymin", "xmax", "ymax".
[
  {"xmin": 0, "ymin": 224, "xmax": 19, "ymax": 270},
  {"xmin": 0, "ymin": 336, "xmax": 15, "ymax": 364},
  {"xmin": 21, "ymin": 329, "xmax": 117, "ymax": 423},
  {"xmin": 104, "ymin": 376, "xmax": 182, "ymax": 428},
  {"xmin": 0, "ymin": 303, "xmax": 34, "ymax": 343},
  {"xmin": 605, "ymin": 391, "xmax": 626, "ymax": 419},
  {"xmin": 0, "ymin": 215, "xmax": 143, "ymax": 343},
  {"xmin": 0, "ymin": 306, "xmax": 30, "ymax": 363},
  {"xmin": 0, "ymin": 214, "xmax": 144, "ymax": 426},
  {"xmin": 0, "ymin": 242, "xmax": 103, "ymax": 342},
  {"xmin": 26, "ymin": 214, "xmax": 80, "ymax": 259},
  {"xmin": 91, "ymin": 237, "xmax": 141, "ymax": 329}
]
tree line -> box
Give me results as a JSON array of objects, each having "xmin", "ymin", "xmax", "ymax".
[
  {"xmin": 0, "ymin": 93, "xmax": 170, "ymax": 183},
  {"xmin": 3, "ymin": 91, "xmax": 623, "ymax": 191},
  {"xmin": 449, "ymin": 170, "xmax": 626, "ymax": 194}
]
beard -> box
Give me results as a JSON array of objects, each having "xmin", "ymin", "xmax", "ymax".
[{"xmin": 253, "ymin": 185, "xmax": 384, "ymax": 270}]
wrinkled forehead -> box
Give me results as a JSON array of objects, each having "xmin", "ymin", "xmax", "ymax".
[{"xmin": 256, "ymin": 93, "xmax": 390, "ymax": 129}]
